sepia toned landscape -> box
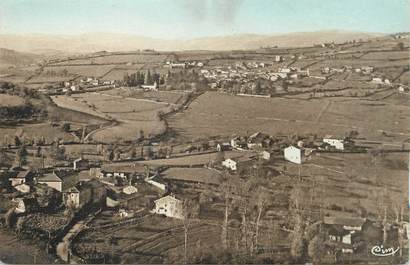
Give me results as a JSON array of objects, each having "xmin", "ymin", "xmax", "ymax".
[{"xmin": 0, "ymin": 0, "xmax": 409, "ymax": 264}]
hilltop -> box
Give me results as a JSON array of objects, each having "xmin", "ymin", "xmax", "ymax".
[{"xmin": 0, "ymin": 30, "xmax": 382, "ymax": 53}]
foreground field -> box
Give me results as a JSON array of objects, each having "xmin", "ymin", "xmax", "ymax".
[{"xmin": 169, "ymin": 91, "xmax": 410, "ymax": 143}]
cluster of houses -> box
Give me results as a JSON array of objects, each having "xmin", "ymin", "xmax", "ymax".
[
  {"xmin": 164, "ymin": 61, "xmax": 204, "ymax": 69},
  {"xmin": 215, "ymin": 132, "xmax": 353, "ymax": 171},
  {"xmin": 0, "ymin": 157, "xmax": 186, "ymax": 220},
  {"xmin": 61, "ymin": 77, "xmax": 116, "ymax": 93}
]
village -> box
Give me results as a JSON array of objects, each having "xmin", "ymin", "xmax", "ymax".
[{"xmin": 0, "ymin": 31, "xmax": 409, "ymax": 264}]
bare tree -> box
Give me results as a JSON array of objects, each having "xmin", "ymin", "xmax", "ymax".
[
  {"xmin": 253, "ymin": 187, "xmax": 270, "ymax": 251},
  {"xmin": 219, "ymin": 172, "xmax": 240, "ymax": 249},
  {"xmin": 182, "ymin": 199, "xmax": 199, "ymax": 264}
]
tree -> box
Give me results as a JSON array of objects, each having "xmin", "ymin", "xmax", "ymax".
[
  {"xmin": 290, "ymin": 215, "xmax": 306, "ymax": 262},
  {"xmin": 138, "ymin": 130, "xmax": 145, "ymax": 142},
  {"xmin": 253, "ymin": 187, "xmax": 270, "ymax": 251},
  {"xmin": 14, "ymin": 135, "xmax": 22, "ymax": 146},
  {"xmin": 219, "ymin": 172, "xmax": 240, "ymax": 249},
  {"xmin": 35, "ymin": 146, "xmax": 42, "ymax": 157},
  {"xmin": 0, "ymin": 148, "xmax": 11, "ymax": 167},
  {"xmin": 145, "ymin": 70, "xmax": 152, "ymax": 85},
  {"xmin": 61, "ymin": 123, "xmax": 70, "ymax": 132},
  {"xmin": 48, "ymin": 144, "xmax": 65, "ymax": 161},
  {"xmin": 397, "ymin": 42, "xmax": 405, "ymax": 50},
  {"xmin": 105, "ymin": 148, "xmax": 114, "ymax": 161},
  {"xmin": 182, "ymin": 199, "xmax": 200, "ymax": 264},
  {"xmin": 15, "ymin": 145, "xmax": 28, "ymax": 167},
  {"xmin": 308, "ymin": 234, "xmax": 326, "ymax": 263}
]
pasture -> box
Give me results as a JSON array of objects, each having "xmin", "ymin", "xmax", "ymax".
[
  {"xmin": 52, "ymin": 92, "xmax": 173, "ymax": 143},
  {"xmin": 0, "ymin": 94, "xmax": 25, "ymax": 107},
  {"xmin": 0, "ymin": 122, "xmax": 76, "ymax": 144},
  {"xmin": 42, "ymin": 65, "xmax": 115, "ymax": 78},
  {"xmin": 168, "ymin": 91, "xmax": 410, "ymax": 143}
]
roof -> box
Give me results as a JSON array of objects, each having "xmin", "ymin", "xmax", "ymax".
[
  {"xmin": 64, "ymin": 186, "xmax": 80, "ymax": 193},
  {"xmin": 154, "ymin": 194, "xmax": 182, "ymax": 204},
  {"xmin": 74, "ymin": 157, "xmax": 88, "ymax": 163},
  {"xmin": 15, "ymin": 170, "xmax": 31, "ymax": 179},
  {"xmin": 38, "ymin": 172, "xmax": 62, "ymax": 183},
  {"xmin": 323, "ymin": 135, "xmax": 344, "ymax": 140},
  {"xmin": 326, "ymin": 224, "xmax": 350, "ymax": 237},
  {"xmin": 285, "ymin": 145, "xmax": 301, "ymax": 151},
  {"xmin": 101, "ymin": 163, "xmax": 146, "ymax": 173},
  {"xmin": 324, "ymin": 216, "xmax": 366, "ymax": 228},
  {"xmin": 76, "ymin": 179, "xmax": 105, "ymax": 191},
  {"xmin": 162, "ymin": 167, "xmax": 222, "ymax": 185}
]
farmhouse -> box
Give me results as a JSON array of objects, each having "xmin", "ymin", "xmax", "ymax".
[
  {"xmin": 222, "ymin": 158, "xmax": 237, "ymax": 171},
  {"xmin": 247, "ymin": 132, "xmax": 271, "ymax": 149},
  {"xmin": 100, "ymin": 163, "xmax": 147, "ymax": 179},
  {"xmin": 9, "ymin": 170, "xmax": 33, "ymax": 187},
  {"xmin": 63, "ymin": 186, "xmax": 80, "ymax": 209},
  {"xmin": 284, "ymin": 146, "xmax": 304, "ymax": 164},
  {"xmin": 37, "ymin": 172, "xmax": 63, "ymax": 192},
  {"xmin": 152, "ymin": 195, "xmax": 183, "ymax": 219},
  {"xmin": 141, "ymin": 81, "xmax": 159, "ymax": 91},
  {"xmin": 323, "ymin": 135, "xmax": 346, "ymax": 150},
  {"xmin": 260, "ymin": 150, "xmax": 271, "ymax": 160},
  {"xmin": 217, "ymin": 143, "xmax": 231, "ymax": 152},
  {"xmin": 63, "ymin": 179, "xmax": 106, "ymax": 209},
  {"xmin": 274, "ymin": 55, "xmax": 283, "ymax": 62},
  {"xmin": 324, "ymin": 216, "xmax": 368, "ymax": 254},
  {"xmin": 230, "ymin": 136, "xmax": 247, "ymax": 150}
]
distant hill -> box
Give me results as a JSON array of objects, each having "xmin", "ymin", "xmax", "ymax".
[
  {"xmin": 0, "ymin": 48, "xmax": 42, "ymax": 67},
  {"xmin": 0, "ymin": 31, "xmax": 383, "ymax": 53}
]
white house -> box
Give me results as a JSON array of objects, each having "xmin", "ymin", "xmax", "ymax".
[
  {"xmin": 63, "ymin": 187, "xmax": 80, "ymax": 209},
  {"xmin": 323, "ymin": 136, "xmax": 345, "ymax": 150},
  {"xmin": 141, "ymin": 81, "xmax": 159, "ymax": 91},
  {"xmin": 37, "ymin": 172, "xmax": 63, "ymax": 192},
  {"xmin": 152, "ymin": 195, "xmax": 183, "ymax": 219},
  {"xmin": 274, "ymin": 55, "xmax": 283, "ymax": 62},
  {"xmin": 260, "ymin": 151, "xmax": 271, "ymax": 160},
  {"xmin": 9, "ymin": 170, "xmax": 32, "ymax": 187},
  {"xmin": 222, "ymin": 158, "xmax": 237, "ymax": 171},
  {"xmin": 371, "ymin": 77, "xmax": 384, "ymax": 84},
  {"xmin": 284, "ymin": 146, "xmax": 304, "ymax": 164},
  {"xmin": 123, "ymin": 185, "xmax": 138, "ymax": 195}
]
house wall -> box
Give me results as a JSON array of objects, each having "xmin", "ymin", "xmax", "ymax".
[
  {"xmin": 324, "ymin": 138, "xmax": 344, "ymax": 150},
  {"xmin": 10, "ymin": 178, "xmax": 25, "ymax": 187},
  {"xmin": 342, "ymin": 233, "xmax": 352, "ymax": 244},
  {"xmin": 154, "ymin": 198, "xmax": 183, "ymax": 219},
  {"xmin": 284, "ymin": 147, "xmax": 302, "ymax": 164},
  {"xmin": 222, "ymin": 159, "xmax": 237, "ymax": 170},
  {"xmin": 64, "ymin": 193, "xmax": 80, "ymax": 209}
]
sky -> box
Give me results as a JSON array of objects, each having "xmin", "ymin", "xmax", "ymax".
[{"xmin": 0, "ymin": 0, "xmax": 409, "ymax": 38}]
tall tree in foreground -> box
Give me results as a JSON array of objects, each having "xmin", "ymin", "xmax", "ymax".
[
  {"xmin": 182, "ymin": 198, "xmax": 200, "ymax": 264},
  {"xmin": 253, "ymin": 187, "xmax": 270, "ymax": 252},
  {"xmin": 308, "ymin": 234, "xmax": 326, "ymax": 264},
  {"xmin": 219, "ymin": 172, "xmax": 240, "ymax": 249}
]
